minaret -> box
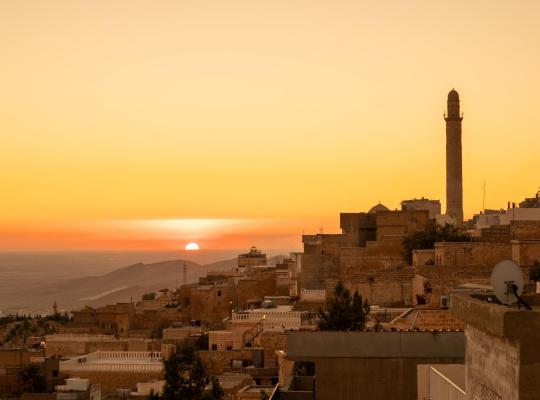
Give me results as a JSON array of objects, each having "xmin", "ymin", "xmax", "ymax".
[{"xmin": 444, "ymin": 89, "xmax": 464, "ymax": 223}]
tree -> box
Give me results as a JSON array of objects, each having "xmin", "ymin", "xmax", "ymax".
[
  {"xmin": 163, "ymin": 342, "xmax": 217, "ymax": 400},
  {"xmin": 143, "ymin": 292, "xmax": 156, "ymax": 300},
  {"xmin": 402, "ymin": 223, "xmax": 471, "ymax": 264},
  {"xmin": 12, "ymin": 363, "xmax": 46, "ymax": 396},
  {"xmin": 202, "ymin": 376, "xmax": 224, "ymax": 400},
  {"xmin": 318, "ymin": 281, "xmax": 369, "ymax": 331},
  {"xmin": 148, "ymin": 389, "xmax": 161, "ymax": 400}
]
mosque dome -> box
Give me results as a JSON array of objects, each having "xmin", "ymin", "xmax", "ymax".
[
  {"xmin": 368, "ymin": 203, "xmax": 389, "ymax": 214},
  {"xmin": 448, "ymin": 89, "xmax": 459, "ymax": 101}
]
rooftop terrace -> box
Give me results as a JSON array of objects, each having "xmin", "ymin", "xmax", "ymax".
[{"xmin": 60, "ymin": 350, "xmax": 162, "ymax": 373}]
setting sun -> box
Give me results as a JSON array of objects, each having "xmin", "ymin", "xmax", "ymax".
[{"xmin": 185, "ymin": 242, "xmax": 200, "ymax": 251}]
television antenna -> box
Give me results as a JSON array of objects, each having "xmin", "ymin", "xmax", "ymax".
[{"xmin": 491, "ymin": 260, "xmax": 531, "ymax": 310}]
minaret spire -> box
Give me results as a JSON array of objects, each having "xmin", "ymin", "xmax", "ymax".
[{"xmin": 444, "ymin": 89, "xmax": 464, "ymax": 223}]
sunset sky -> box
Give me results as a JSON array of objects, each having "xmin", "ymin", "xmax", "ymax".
[{"xmin": 1, "ymin": 1, "xmax": 540, "ymax": 251}]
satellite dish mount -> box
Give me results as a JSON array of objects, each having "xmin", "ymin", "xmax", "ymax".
[{"xmin": 491, "ymin": 260, "xmax": 531, "ymax": 310}]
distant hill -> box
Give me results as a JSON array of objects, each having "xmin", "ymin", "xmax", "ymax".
[
  {"xmin": 0, "ymin": 258, "xmax": 237, "ymax": 314},
  {"xmin": 0, "ymin": 253, "xmax": 289, "ymax": 315}
]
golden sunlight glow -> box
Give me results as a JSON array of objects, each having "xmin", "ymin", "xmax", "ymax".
[
  {"xmin": 185, "ymin": 242, "xmax": 200, "ymax": 251},
  {"xmin": 1, "ymin": 1, "xmax": 540, "ymax": 250}
]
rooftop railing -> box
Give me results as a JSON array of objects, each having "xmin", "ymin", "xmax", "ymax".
[{"xmin": 59, "ymin": 350, "xmax": 163, "ymax": 373}]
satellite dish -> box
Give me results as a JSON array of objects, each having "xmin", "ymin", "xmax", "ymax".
[{"xmin": 491, "ymin": 260, "xmax": 524, "ymax": 305}]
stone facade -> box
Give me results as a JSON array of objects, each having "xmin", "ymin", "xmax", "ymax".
[
  {"xmin": 209, "ymin": 331, "xmax": 233, "ymax": 351},
  {"xmin": 451, "ymin": 294, "xmax": 540, "ymax": 400},
  {"xmin": 198, "ymin": 350, "xmax": 254, "ymax": 375},
  {"xmin": 300, "ymin": 209, "xmax": 429, "ymax": 307},
  {"xmin": 238, "ymin": 247, "xmax": 267, "ymax": 269}
]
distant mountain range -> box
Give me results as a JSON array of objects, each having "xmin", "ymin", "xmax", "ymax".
[{"xmin": 0, "ymin": 255, "xmax": 285, "ymax": 315}]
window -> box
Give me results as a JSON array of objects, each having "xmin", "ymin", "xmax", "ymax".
[
  {"xmin": 217, "ymin": 290, "xmax": 222, "ymax": 297},
  {"xmin": 211, "ymin": 344, "xmax": 218, "ymax": 350}
]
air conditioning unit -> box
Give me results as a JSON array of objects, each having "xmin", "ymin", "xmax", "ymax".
[{"xmin": 440, "ymin": 296, "xmax": 449, "ymax": 309}]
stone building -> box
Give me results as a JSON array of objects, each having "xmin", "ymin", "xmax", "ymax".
[
  {"xmin": 300, "ymin": 206, "xmax": 430, "ymax": 306},
  {"xmin": 401, "ymin": 197, "xmax": 441, "ymax": 219},
  {"xmin": 59, "ymin": 350, "xmax": 163, "ymax": 394},
  {"xmin": 175, "ymin": 254, "xmax": 281, "ymax": 327},
  {"xmin": 71, "ymin": 303, "xmax": 134, "ymax": 337},
  {"xmin": 238, "ymin": 247, "xmax": 267, "ymax": 269},
  {"xmin": 413, "ymin": 223, "xmax": 540, "ymax": 308},
  {"xmin": 447, "ymin": 293, "xmax": 540, "ymax": 400}
]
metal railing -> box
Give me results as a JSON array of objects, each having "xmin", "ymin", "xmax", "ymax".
[
  {"xmin": 429, "ymin": 367, "xmax": 466, "ymax": 400},
  {"xmin": 59, "ymin": 350, "xmax": 163, "ymax": 373}
]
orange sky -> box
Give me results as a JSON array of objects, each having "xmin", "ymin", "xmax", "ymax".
[{"xmin": 1, "ymin": 1, "xmax": 540, "ymax": 251}]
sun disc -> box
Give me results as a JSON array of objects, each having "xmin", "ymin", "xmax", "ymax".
[{"xmin": 185, "ymin": 242, "xmax": 200, "ymax": 251}]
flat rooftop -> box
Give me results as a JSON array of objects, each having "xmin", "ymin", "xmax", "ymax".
[
  {"xmin": 287, "ymin": 331, "xmax": 464, "ymax": 359},
  {"xmin": 60, "ymin": 351, "xmax": 163, "ymax": 372}
]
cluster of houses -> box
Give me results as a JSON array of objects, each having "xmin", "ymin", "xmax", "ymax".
[{"xmin": 2, "ymin": 190, "xmax": 540, "ymax": 399}]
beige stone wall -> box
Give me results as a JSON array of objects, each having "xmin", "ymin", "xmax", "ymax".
[
  {"xmin": 45, "ymin": 341, "xmax": 87, "ymax": 358},
  {"xmin": 434, "ymin": 242, "xmax": 511, "ymax": 267},
  {"xmin": 198, "ymin": 350, "xmax": 253, "ymax": 375},
  {"xmin": 301, "ymin": 254, "xmax": 340, "ymax": 290},
  {"xmin": 375, "ymin": 210, "xmax": 429, "ymax": 241},
  {"xmin": 511, "ymin": 221, "xmax": 540, "ymax": 241},
  {"xmin": 0, "ymin": 349, "xmax": 34, "ymax": 373},
  {"xmin": 512, "ymin": 240, "xmax": 540, "ymax": 267},
  {"xmin": 365, "ymin": 237, "xmax": 404, "ymax": 257},
  {"xmin": 340, "ymin": 213, "xmax": 377, "ymax": 247},
  {"xmin": 191, "ymin": 285, "xmax": 234, "ymax": 324},
  {"xmin": 328, "ymin": 266, "xmax": 415, "ymax": 307},
  {"xmin": 465, "ymin": 324, "xmax": 519, "ymax": 400},
  {"xmin": 481, "ymin": 225, "xmax": 511, "ymax": 243},
  {"xmin": 258, "ymin": 331, "xmax": 287, "ymax": 368},
  {"xmin": 340, "ymin": 248, "xmax": 405, "ymax": 277},
  {"xmin": 86, "ymin": 341, "xmax": 127, "ymax": 354},
  {"xmin": 64, "ymin": 371, "xmax": 162, "ymax": 394},
  {"xmin": 209, "ymin": 331, "xmax": 233, "ymax": 351},
  {"xmin": 162, "ymin": 327, "xmax": 194, "ymax": 341},
  {"xmin": 237, "ymin": 271, "xmax": 277, "ymax": 309},
  {"xmin": 415, "ymin": 266, "xmax": 493, "ymax": 307},
  {"xmin": 412, "ymin": 250, "xmax": 435, "ymax": 267}
]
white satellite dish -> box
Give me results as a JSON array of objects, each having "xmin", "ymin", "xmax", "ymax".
[{"xmin": 491, "ymin": 259, "xmax": 524, "ymax": 306}]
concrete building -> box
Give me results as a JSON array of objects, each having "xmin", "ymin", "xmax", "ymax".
[
  {"xmin": 285, "ymin": 330, "xmax": 464, "ymax": 400},
  {"xmin": 444, "ymin": 89, "xmax": 464, "ymax": 223}
]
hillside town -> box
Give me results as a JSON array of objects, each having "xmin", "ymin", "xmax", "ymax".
[{"xmin": 2, "ymin": 91, "xmax": 540, "ymax": 399}]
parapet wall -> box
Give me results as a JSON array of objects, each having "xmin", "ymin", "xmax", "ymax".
[
  {"xmin": 434, "ymin": 242, "xmax": 511, "ymax": 267},
  {"xmin": 451, "ymin": 294, "xmax": 540, "ymax": 400}
]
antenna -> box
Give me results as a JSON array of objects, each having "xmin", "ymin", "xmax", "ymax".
[
  {"xmin": 491, "ymin": 260, "xmax": 531, "ymax": 309},
  {"xmin": 482, "ymin": 180, "xmax": 486, "ymax": 211}
]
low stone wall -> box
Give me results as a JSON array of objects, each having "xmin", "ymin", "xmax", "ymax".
[
  {"xmin": 64, "ymin": 371, "xmax": 162, "ymax": 394},
  {"xmin": 198, "ymin": 350, "xmax": 253, "ymax": 375}
]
